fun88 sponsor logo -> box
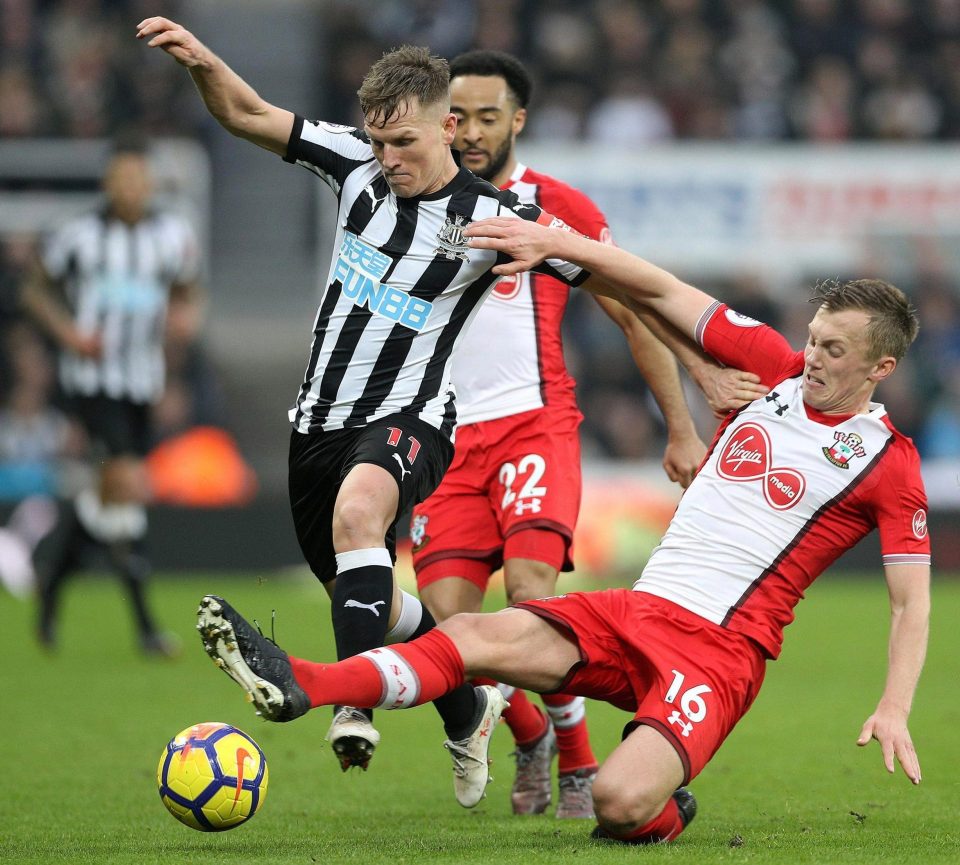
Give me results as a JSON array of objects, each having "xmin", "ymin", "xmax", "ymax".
[{"xmin": 334, "ymin": 232, "xmax": 432, "ymax": 331}]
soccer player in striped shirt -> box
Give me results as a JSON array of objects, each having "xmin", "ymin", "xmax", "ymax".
[
  {"xmin": 22, "ymin": 139, "xmax": 201, "ymax": 657},
  {"xmin": 139, "ymin": 16, "xmax": 605, "ymax": 804}
]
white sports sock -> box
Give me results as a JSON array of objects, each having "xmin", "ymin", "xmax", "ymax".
[
  {"xmin": 544, "ymin": 695, "xmax": 586, "ymax": 728},
  {"xmin": 359, "ymin": 647, "xmax": 420, "ymax": 708},
  {"xmin": 75, "ymin": 489, "xmax": 147, "ymax": 543},
  {"xmin": 384, "ymin": 590, "xmax": 424, "ymax": 643},
  {"xmin": 335, "ymin": 547, "xmax": 392, "ymax": 572}
]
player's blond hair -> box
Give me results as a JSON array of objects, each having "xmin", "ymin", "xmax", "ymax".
[
  {"xmin": 358, "ymin": 46, "xmax": 450, "ymax": 127},
  {"xmin": 811, "ymin": 278, "xmax": 919, "ymax": 361}
]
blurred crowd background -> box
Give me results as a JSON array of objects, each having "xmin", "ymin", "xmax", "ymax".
[{"xmin": 2, "ymin": 0, "xmax": 960, "ymax": 519}]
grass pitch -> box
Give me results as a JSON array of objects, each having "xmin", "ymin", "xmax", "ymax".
[{"xmin": 1, "ymin": 569, "xmax": 958, "ymax": 864}]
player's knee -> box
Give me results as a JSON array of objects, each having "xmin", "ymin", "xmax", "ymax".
[
  {"xmin": 331, "ymin": 498, "xmax": 385, "ymax": 550},
  {"xmin": 439, "ymin": 610, "xmax": 501, "ymax": 657},
  {"xmin": 504, "ymin": 560, "xmax": 557, "ymax": 605},
  {"xmin": 592, "ymin": 774, "xmax": 663, "ymax": 834},
  {"xmin": 101, "ymin": 457, "xmax": 149, "ymax": 504},
  {"xmin": 422, "ymin": 593, "xmax": 461, "ymax": 623},
  {"xmin": 438, "ymin": 610, "xmax": 483, "ymax": 641}
]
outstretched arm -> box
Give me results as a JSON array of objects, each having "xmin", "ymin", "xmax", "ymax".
[
  {"xmin": 624, "ymin": 299, "xmax": 769, "ymax": 417},
  {"xmin": 856, "ymin": 562, "xmax": 929, "ymax": 784},
  {"xmin": 466, "ymin": 217, "xmax": 717, "ymax": 342},
  {"xmin": 592, "ymin": 294, "xmax": 704, "ymax": 488},
  {"xmin": 136, "ymin": 17, "xmax": 293, "ymax": 154}
]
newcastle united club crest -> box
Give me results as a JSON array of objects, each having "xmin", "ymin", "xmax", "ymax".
[{"xmin": 434, "ymin": 214, "xmax": 470, "ymax": 261}]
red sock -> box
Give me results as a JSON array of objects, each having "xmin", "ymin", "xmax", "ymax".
[
  {"xmin": 542, "ymin": 693, "xmax": 597, "ymax": 773},
  {"xmin": 473, "ymin": 677, "xmax": 547, "ymax": 747},
  {"xmin": 289, "ymin": 629, "xmax": 466, "ymax": 709},
  {"xmin": 615, "ymin": 796, "xmax": 684, "ymax": 844},
  {"xmin": 290, "ymin": 655, "xmax": 382, "ymax": 708}
]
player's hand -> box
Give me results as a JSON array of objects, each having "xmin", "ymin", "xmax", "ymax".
[
  {"xmin": 662, "ymin": 430, "xmax": 706, "ymax": 489},
  {"xmin": 857, "ymin": 706, "xmax": 922, "ymax": 784},
  {"xmin": 66, "ymin": 328, "xmax": 102, "ymax": 359},
  {"xmin": 465, "ymin": 217, "xmax": 555, "ymax": 276},
  {"xmin": 136, "ymin": 17, "xmax": 209, "ymax": 68},
  {"xmin": 701, "ymin": 367, "xmax": 769, "ymax": 418}
]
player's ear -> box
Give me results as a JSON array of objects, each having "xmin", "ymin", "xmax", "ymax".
[
  {"xmin": 442, "ymin": 112, "xmax": 457, "ymax": 145},
  {"xmin": 869, "ymin": 355, "xmax": 897, "ymax": 384},
  {"xmin": 512, "ymin": 107, "xmax": 527, "ymax": 138}
]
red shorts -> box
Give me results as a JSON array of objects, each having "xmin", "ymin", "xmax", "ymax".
[
  {"xmin": 515, "ymin": 590, "xmax": 767, "ymax": 784},
  {"xmin": 412, "ymin": 406, "xmax": 583, "ymax": 591}
]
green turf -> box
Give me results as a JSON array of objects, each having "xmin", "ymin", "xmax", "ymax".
[{"xmin": 1, "ymin": 570, "xmax": 958, "ymax": 864}]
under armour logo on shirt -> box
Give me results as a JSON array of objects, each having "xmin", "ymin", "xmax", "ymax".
[
  {"xmin": 343, "ymin": 599, "xmax": 386, "ymax": 616},
  {"xmin": 765, "ymin": 391, "xmax": 789, "ymax": 416}
]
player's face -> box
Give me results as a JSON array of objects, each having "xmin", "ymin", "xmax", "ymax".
[
  {"xmin": 802, "ymin": 306, "xmax": 895, "ymax": 414},
  {"xmin": 104, "ymin": 154, "xmax": 153, "ymax": 223},
  {"xmin": 450, "ymin": 74, "xmax": 525, "ymax": 186},
  {"xmin": 364, "ymin": 97, "xmax": 457, "ymax": 198}
]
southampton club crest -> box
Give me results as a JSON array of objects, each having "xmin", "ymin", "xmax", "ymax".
[
  {"xmin": 434, "ymin": 214, "xmax": 470, "ymax": 261},
  {"xmin": 822, "ymin": 431, "xmax": 867, "ymax": 469},
  {"xmin": 410, "ymin": 513, "xmax": 430, "ymax": 553}
]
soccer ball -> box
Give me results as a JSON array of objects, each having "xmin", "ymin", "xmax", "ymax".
[{"xmin": 157, "ymin": 722, "xmax": 268, "ymax": 831}]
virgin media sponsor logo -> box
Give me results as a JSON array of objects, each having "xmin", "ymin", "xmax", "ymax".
[
  {"xmin": 717, "ymin": 422, "xmax": 806, "ymax": 510},
  {"xmin": 912, "ymin": 509, "xmax": 927, "ymax": 539}
]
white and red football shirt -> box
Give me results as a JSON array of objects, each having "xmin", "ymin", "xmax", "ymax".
[
  {"xmin": 451, "ymin": 163, "xmax": 610, "ymax": 424},
  {"xmin": 634, "ymin": 302, "xmax": 930, "ymax": 659}
]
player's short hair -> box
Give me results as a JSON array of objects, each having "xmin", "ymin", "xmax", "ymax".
[
  {"xmin": 358, "ymin": 45, "xmax": 450, "ymax": 127},
  {"xmin": 449, "ymin": 50, "xmax": 532, "ymax": 109},
  {"xmin": 811, "ymin": 278, "xmax": 919, "ymax": 361}
]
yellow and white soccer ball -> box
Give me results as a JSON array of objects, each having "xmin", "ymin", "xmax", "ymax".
[{"xmin": 157, "ymin": 722, "xmax": 268, "ymax": 831}]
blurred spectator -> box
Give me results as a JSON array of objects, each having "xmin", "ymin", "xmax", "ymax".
[
  {"xmin": 0, "ymin": 321, "xmax": 85, "ymax": 502},
  {"xmin": 657, "ymin": 16, "xmax": 732, "ymax": 136},
  {"xmin": 0, "ymin": 63, "xmax": 50, "ymax": 137},
  {"xmin": 721, "ymin": 272, "xmax": 784, "ymax": 332},
  {"xmin": 529, "ymin": 3, "xmax": 602, "ymax": 87},
  {"xmin": 788, "ymin": 55, "xmax": 857, "ymax": 140},
  {"xmin": 363, "ymin": 0, "xmax": 477, "ymax": 58},
  {"xmin": 472, "ymin": 0, "xmax": 526, "ymax": 54},
  {"xmin": 861, "ymin": 69, "xmax": 943, "ymax": 138},
  {"xmin": 718, "ymin": 1, "xmax": 795, "ymax": 139},
  {"xmin": 911, "ymin": 276, "xmax": 960, "ymax": 445},
  {"xmin": 585, "ymin": 74, "xmax": 674, "ymax": 143},
  {"xmin": 919, "ymin": 357, "xmax": 960, "ymax": 457},
  {"xmin": 0, "ymin": 0, "xmax": 200, "ymax": 139},
  {"xmin": 524, "ymin": 80, "xmax": 593, "ymax": 141},
  {"xmin": 788, "ymin": 0, "xmax": 859, "ymax": 72}
]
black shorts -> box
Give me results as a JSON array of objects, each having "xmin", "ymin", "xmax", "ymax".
[
  {"xmin": 288, "ymin": 413, "xmax": 454, "ymax": 583},
  {"xmin": 70, "ymin": 395, "xmax": 152, "ymax": 457}
]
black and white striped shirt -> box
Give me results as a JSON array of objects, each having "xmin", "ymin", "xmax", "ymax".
[
  {"xmin": 42, "ymin": 208, "xmax": 199, "ymax": 404},
  {"xmin": 283, "ymin": 116, "xmax": 588, "ymax": 436}
]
